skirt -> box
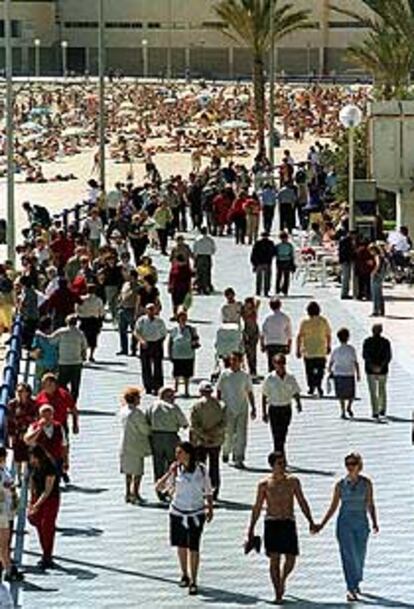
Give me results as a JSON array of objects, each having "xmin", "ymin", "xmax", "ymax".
[
  {"xmin": 79, "ymin": 317, "xmax": 102, "ymax": 349},
  {"xmin": 170, "ymin": 513, "xmax": 205, "ymax": 551},
  {"xmin": 172, "ymin": 358, "xmax": 194, "ymax": 379},
  {"xmin": 334, "ymin": 376, "xmax": 355, "ymax": 400},
  {"xmin": 264, "ymin": 519, "xmax": 299, "ymax": 556}
]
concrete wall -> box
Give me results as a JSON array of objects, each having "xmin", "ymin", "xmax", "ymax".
[{"xmin": 1, "ymin": 0, "xmax": 376, "ymax": 77}]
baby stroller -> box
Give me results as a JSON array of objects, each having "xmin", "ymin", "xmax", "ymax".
[{"xmin": 210, "ymin": 323, "xmax": 244, "ymax": 383}]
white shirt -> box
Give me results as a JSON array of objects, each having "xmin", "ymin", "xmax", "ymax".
[
  {"xmin": 262, "ymin": 371, "xmax": 301, "ymax": 406},
  {"xmin": 329, "ymin": 344, "xmax": 357, "ymax": 377},
  {"xmin": 261, "ymin": 311, "xmax": 292, "ymax": 346},
  {"xmin": 221, "ymin": 301, "xmax": 243, "ymax": 325},
  {"xmin": 193, "ymin": 235, "xmax": 216, "ymax": 257},
  {"xmin": 77, "ymin": 294, "xmax": 105, "ymax": 318},
  {"xmin": 388, "ymin": 231, "xmax": 410, "ymax": 253},
  {"xmin": 83, "ymin": 217, "xmax": 103, "ymax": 240},
  {"xmin": 135, "ymin": 315, "xmax": 167, "ymax": 342},
  {"xmin": 169, "ymin": 464, "xmax": 212, "ymax": 517},
  {"xmin": 217, "ymin": 369, "xmax": 253, "ymax": 413}
]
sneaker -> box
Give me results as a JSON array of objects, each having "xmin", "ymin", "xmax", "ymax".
[
  {"xmin": 222, "ymin": 454, "xmax": 229, "ymax": 464},
  {"xmin": 234, "ymin": 461, "xmax": 246, "ymax": 470},
  {"xmin": 62, "ymin": 472, "xmax": 70, "ymax": 485},
  {"xmin": 189, "ymin": 583, "xmax": 198, "ymax": 596}
]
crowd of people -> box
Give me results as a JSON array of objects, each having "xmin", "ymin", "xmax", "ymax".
[{"xmin": 0, "ymin": 80, "xmax": 404, "ymax": 605}]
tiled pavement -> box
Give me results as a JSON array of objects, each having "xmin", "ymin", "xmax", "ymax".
[{"xmin": 17, "ymin": 236, "xmax": 414, "ymax": 609}]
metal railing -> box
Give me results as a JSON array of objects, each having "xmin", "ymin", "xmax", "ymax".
[{"xmin": 0, "ymin": 315, "xmax": 23, "ymax": 446}]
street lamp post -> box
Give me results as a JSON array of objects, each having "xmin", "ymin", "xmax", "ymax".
[
  {"xmin": 339, "ymin": 104, "xmax": 363, "ymax": 231},
  {"xmin": 142, "ymin": 39, "xmax": 148, "ymax": 79},
  {"xmin": 339, "ymin": 104, "xmax": 363, "ymax": 299},
  {"xmin": 167, "ymin": 0, "xmax": 172, "ymax": 79},
  {"xmin": 34, "ymin": 38, "xmax": 41, "ymax": 78},
  {"xmin": 98, "ymin": 0, "xmax": 106, "ymax": 196},
  {"xmin": 268, "ymin": 0, "xmax": 275, "ymax": 167},
  {"xmin": 61, "ymin": 40, "xmax": 68, "ymax": 78},
  {"xmin": 5, "ymin": 0, "xmax": 15, "ymax": 263}
]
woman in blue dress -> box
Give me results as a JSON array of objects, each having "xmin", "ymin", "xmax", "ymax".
[{"xmin": 315, "ymin": 453, "xmax": 379, "ymax": 602}]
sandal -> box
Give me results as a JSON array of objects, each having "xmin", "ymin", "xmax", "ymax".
[
  {"xmin": 189, "ymin": 583, "xmax": 198, "ymax": 595},
  {"xmin": 346, "ymin": 591, "xmax": 358, "ymax": 602},
  {"xmin": 179, "ymin": 575, "xmax": 190, "ymax": 588}
]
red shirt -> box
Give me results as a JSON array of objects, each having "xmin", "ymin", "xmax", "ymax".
[
  {"xmin": 29, "ymin": 420, "xmax": 66, "ymax": 461},
  {"xmin": 36, "ymin": 387, "xmax": 75, "ymax": 426}
]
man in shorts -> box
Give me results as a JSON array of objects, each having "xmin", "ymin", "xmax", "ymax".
[{"xmin": 246, "ymin": 452, "xmax": 316, "ymax": 604}]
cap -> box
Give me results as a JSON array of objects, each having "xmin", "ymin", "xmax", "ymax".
[{"xmin": 198, "ymin": 380, "xmax": 213, "ymax": 393}]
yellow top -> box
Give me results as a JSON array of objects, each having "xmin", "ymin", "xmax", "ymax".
[{"xmin": 298, "ymin": 316, "xmax": 331, "ymax": 358}]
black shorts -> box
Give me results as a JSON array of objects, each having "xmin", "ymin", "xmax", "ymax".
[
  {"xmin": 170, "ymin": 514, "xmax": 205, "ymax": 552},
  {"xmin": 264, "ymin": 519, "xmax": 299, "ymax": 556}
]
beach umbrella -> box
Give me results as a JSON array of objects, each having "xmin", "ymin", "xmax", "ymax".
[
  {"xmin": 119, "ymin": 101, "xmax": 136, "ymax": 110},
  {"xmin": 61, "ymin": 126, "xmax": 89, "ymax": 137},
  {"xmin": 20, "ymin": 121, "xmax": 44, "ymax": 132},
  {"xmin": 29, "ymin": 107, "xmax": 52, "ymax": 117},
  {"xmin": 220, "ymin": 119, "xmax": 249, "ymax": 130}
]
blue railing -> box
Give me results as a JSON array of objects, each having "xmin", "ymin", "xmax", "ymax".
[{"xmin": 0, "ymin": 314, "xmax": 23, "ymax": 446}]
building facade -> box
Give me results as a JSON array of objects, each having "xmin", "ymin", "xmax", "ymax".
[{"xmin": 0, "ymin": 0, "xmax": 372, "ymax": 78}]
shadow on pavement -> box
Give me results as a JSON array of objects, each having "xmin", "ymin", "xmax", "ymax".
[
  {"xmin": 287, "ymin": 597, "xmax": 349, "ymax": 608},
  {"xmin": 23, "ymin": 561, "xmax": 97, "ymax": 582},
  {"xmin": 243, "ymin": 465, "xmax": 335, "ymax": 478},
  {"xmin": 63, "ymin": 484, "xmax": 108, "ymax": 495},
  {"xmin": 289, "ymin": 465, "xmax": 336, "ymax": 477},
  {"xmin": 360, "ymin": 593, "xmax": 414, "ymax": 608},
  {"xmin": 198, "ymin": 586, "xmax": 264, "ymax": 605},
  {"xmin": 57, "ymin": 526, "xmax": 104, "ymax": 538},
  {"xmin": 216, "ymin": 499, "xmax": 252, "ymax": 511},
  {"xmin": 79, "ymin": 409, "xmax": 115, "ymax": 417},
  {"xmin": 385, "ymin": 315, "xmax": 414, "ymax": 320},
  {"xmin": 386, "ymin": 415, "xmax": 412, "ymax": 423},
  {"xmin": 84, "ymin": 360, "xmax": 127, "ymax": 367}
]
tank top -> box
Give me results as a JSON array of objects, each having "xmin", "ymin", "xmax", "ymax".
[{"xmin": 338, "ymin": 476, "xmax": 368, "ymax": 521}]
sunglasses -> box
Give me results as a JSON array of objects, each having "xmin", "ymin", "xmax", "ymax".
[{"xmin": 345, "ymin": 461, "xmax": 358, "ymax": 467}]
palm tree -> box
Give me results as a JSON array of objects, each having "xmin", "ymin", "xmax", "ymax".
[
  {"xmin": 214, "ymin": 0, "xmax": 312, "ymax": 152},
  {"xmin": 330, "ymin": 0, "xmax": 414, "ymax": 99}
]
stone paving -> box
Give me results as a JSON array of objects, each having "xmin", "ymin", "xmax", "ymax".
[{"xmin": 13, "ymin": 233, "xmax": 414, "ymax": 609}]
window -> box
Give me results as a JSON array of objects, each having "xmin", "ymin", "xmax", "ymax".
[
  {"xmin": 64, "ymin": 22, "xmax": 98, "ymax": 29},
  {"xmin": 105, "ymin": 22, "xmax": 143, "ymax": 29},
  {"xmin": 147, "ymin": 22, "xmax": 161, "ymax": 29},
  {"xmin": 201, "ymin": 21, "xmax": 226, "ymax": 29},
  {"xmin": 0, "ymin": 20, "xmax": 22, "ymax": 38},
  {"xmin": 328, "ymin": 21, "xmax": 366, "ymax": 29}
]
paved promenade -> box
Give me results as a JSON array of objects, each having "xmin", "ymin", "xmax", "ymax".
[{"xmin": 16, "ymin": 235, "xmax": 414, "ymax": 608}]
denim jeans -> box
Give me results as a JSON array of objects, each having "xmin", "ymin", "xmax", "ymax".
[
  {"xmin": 371, "ymin": 276, "xmax": 384, "ymax": 315},
  {"xmin": 118, "ymin": 308, "xmax": 135, "ymax": 354}
]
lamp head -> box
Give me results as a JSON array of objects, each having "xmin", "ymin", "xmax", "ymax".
[{"xmin": 339, "ymin": 104, "xmax": 363, "ymax": 129}]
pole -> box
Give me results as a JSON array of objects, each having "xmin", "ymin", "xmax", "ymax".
[
  {"xmin": 5, "ymin": 0, "xmax": 15, "ymax": 264},
  {"xmin": 35, "ymin": 41, "xmax": 40, "ymax": 78},
  {"xmin": 98, "ymin": 0, "xmax": 106, "ymax": 196},
  {"xmin": 167, "ymin": 0, "xmax": 172, "ymax": 79},
  {"xmin": 348, "ymin": 126, "xmax": 357, "ymax": 298},
  {"xmin": 268, "ymin": 0, "xmax": 275, "ymax": 167},
  {"xmin": 62, "ymin": 44, "xmax": 67, "ymax": 78},
  {"xmin": 348, "ymin": 127, "xmax": 355, "ymax": 231}
]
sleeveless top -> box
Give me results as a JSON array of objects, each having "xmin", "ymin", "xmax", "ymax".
[{"xmin": 338, "ymin": 476, "xmax": 368, "ymax": 521}]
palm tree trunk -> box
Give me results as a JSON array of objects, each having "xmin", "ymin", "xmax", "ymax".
[{"xmin": 253, "ymin": 54, "xmax": 266, "ymax": 154}]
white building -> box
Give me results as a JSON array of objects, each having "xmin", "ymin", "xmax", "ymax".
[{"xmin": 0, "ymin": 0, "xmax": 373, "ymax": 77}]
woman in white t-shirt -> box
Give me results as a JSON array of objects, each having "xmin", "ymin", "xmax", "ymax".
[
  {"xmin": 155, "ymin": 441, "xmax": 213, "ymax": 596},
  {"xmin": 328, "ymin": 328, "xmax": 360, "ymax": 419}
]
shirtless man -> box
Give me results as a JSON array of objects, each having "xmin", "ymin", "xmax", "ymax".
[{"xmin": 246, "ymin": 452, "xmax": 315, "ymax": 604}]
